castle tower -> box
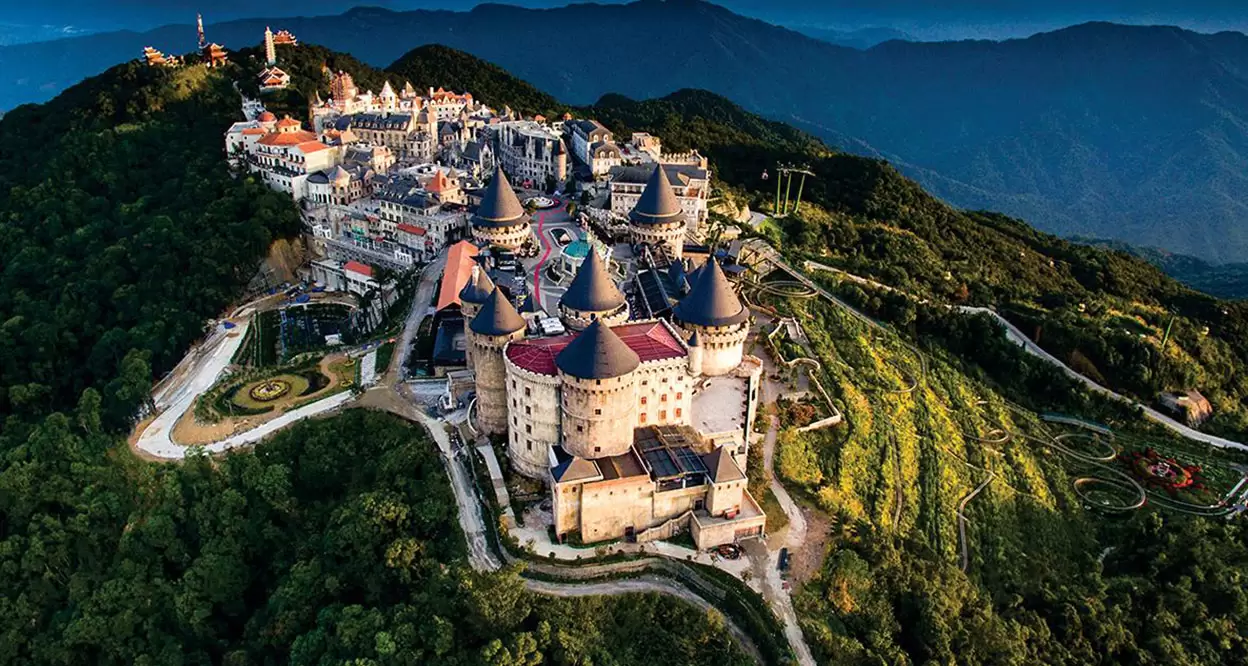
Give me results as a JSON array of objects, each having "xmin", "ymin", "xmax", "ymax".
[
  {"xmin": 264, "ymin": 26, "xmax": 276, "ymax": 65},
  {"xmin": 555, "ymin": 139, "xmax": 568, "ymax": 183},
  {"xmin": 469, "ymin": 288, "xmax": 527, "ymax": 435},
  {"xmin": 672, "ymin": 258, "xmax": 749, "ymax": 376},
  {"xmin": 556, "ymin": 320, "xmax": 641, "ymax": 459},
  {"xmin": 471, "ymin": 167, "xmax": 532, "ymax": 250},
  {"xmin": 379, "ymin": 81, "xmax": 397, "ymax": 111},
  {"xmin": 197, "ymin": 13, "xmax": 206, "ymax": 50},
  {"xmin": 687, "ymin": 331, "xmax": 704, "ymax": 376},
  {"xmin": 628, "ymin": 164, "xmax": 687, "ymax": 261},
  {"xmin": 458, "ymin": 266, "xmax": 496, "ymax": 371},
  {"xmin": 558, "ymin": 249, "xmax": 628, "ymax": 332}
]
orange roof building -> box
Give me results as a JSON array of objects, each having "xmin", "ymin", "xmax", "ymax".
[{"xmin": 436, "ymin": 241, "xmax": 482, "ymax": 311}]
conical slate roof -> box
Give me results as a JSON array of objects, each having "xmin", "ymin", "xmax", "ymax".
[
  {"xmin": 628, "ymin": 165, "xmax": 685, "ymax": 226},
  {"xmin": 458, "ymin": 266, "xmax": 495, "ymax": 305},
  {"xmin": 702, "ymin": 446, "xmax": 745, "ymax": 483},
  {"xmin": 673, "ymin": 258, "xmax": 749, "ymax": 327},
  {"xmin": 472, "ymin": 167, "xmax": 528, "ymax": 228},
  {"xmin": 561, "ymin": 250, "xmax": 624, "ymax": 313},
  {"xmin": 469, "ymin": 287, "xmax": 526, "ymax": 336},
  {"xmin": 555, "ymin": 320, "xmax": 640, "ymax": 380}
]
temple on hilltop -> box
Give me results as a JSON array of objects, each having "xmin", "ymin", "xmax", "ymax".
[
  {"xmin": 196, "ymin": 13, "xmax": 227, "ymax": 67},
  {"xmin": 463, "ymin": 235, "xmax": 765, "ymax": 548}
]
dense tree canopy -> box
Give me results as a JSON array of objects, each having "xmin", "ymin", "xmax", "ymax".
[{"xmin": 0, "ymin": 61, "xmax": 301, "ymax": 429}]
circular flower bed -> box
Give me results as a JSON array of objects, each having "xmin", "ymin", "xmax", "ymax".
[
  {"xmin": 1121, "ymin": 448, "xmax": 1205, "ymax": 495},
  {"xmin": 524, "ymin": 196, "xmax": 558, "ymax": 210},
  {"xmin": 248, "ymin": 379, "xmax": 292, "ymax": 402}
]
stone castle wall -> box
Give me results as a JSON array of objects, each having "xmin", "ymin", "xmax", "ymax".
[
  {"xmin": 679, "ymin": 320, "xmax": 749, "ymax": 377},
  {"xmin": 504, "ymin": 357, "xmax": 562, "ymax": 478},
  {"xmin": 559, "ymin": 372, "xmax": 639, "ymax": 459},
  {"xmin": 470, "ymin": 328, "xmax": 525, "ymax": 435}
]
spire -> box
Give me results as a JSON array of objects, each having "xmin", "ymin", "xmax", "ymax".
[
  {"xmin": 197, "ymin": 13, "xmax": 206, "ymax": 49},
  {"xmin": 561, "ymin": 249, "xmax": 624, "ymax": 314},
  {"xmin": 555, "ymin": 320, "xmax": 640, "ymax": 380},
  {"xmin": 459, "ymin": 265, "xmax": 496, "ymax": 304},
  {"xmin": 673, "ymin": 258, "xmax": 748, "ymax": 328},
  {"xmin": 628, "ymin": 164, "xmax": 684, "ymax": 226},
  {"xmin": 472, "ymin": 167, "xmax": 527, "ymax": 228},
  {"xmin": 469, "ymin": 287, "xmax": 526, "ymax": 336}
]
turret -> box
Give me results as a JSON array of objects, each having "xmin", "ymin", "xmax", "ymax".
[
  {"xmin": 471, "ymin": 167, "xmax": 532, "ymax": 250},
  {"xmin": 628, "ymin": 164, "xmax": 686, "ymax": 261},
  {"xmin": 469, "ymin": 288, "xmax": 527, "ymax": 435},
  {"xmin": 672, "ymin": 258, "xmax": 749, "ymax": 376},
  {"xmin": 555, "ymin": 139, "xmax": 568, "ymax": 182},
  {"xmin": 687, "ymin": 332, "xmax": 704, "ymax": 376},
  {"xmin": 458, "ymin": 265, "xmax": 496, "ymax": 370},
  {"xmin": 558, "ymin": 249, "xmax": 628, "ymax": 331},
  {"xmin": 556, "ymin": 320, "xmax": 641, "ymax": 459}
]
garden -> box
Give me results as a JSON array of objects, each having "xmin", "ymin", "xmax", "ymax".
[{"xmin": 179, "ymin": 354, "xmax": 357, "ymax": 444}]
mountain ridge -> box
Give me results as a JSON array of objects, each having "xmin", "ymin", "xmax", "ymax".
[{"xmin": 2, "ymin": 1, "xmax": 1247, "ymax": 263}]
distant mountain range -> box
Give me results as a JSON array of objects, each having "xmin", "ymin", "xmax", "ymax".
[
  {"xmin": 790, "ymin": 25, "xmax": 916, "ymax": 49},
  {"xmin": 2, "ymin": 0, "xmax": 1247, "ymax": 264}
]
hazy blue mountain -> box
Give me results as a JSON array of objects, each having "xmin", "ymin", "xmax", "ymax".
[
  {"xmin": 3, "ymin": 0, "xmax": 1247, "ymax": 263},
  {"xmin": 790, "ymin": 25, "xmax": 916, "ymax": 48}
]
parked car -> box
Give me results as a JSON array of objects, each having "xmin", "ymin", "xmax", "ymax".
[
  {"xmin": 551, "ymin": 228, "xmax": 573, "ymax": 247},
  {"xmin": 715, "ymin": 544, "xmax": 742, "ymax": 560}
]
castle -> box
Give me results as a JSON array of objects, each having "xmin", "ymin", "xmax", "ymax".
[{"xmin": 462, "ymin": 167, "xmax": 765, "ymax": 549}]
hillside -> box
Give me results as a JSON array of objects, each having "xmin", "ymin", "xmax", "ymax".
[
  {"xmin": 0, "ymin": 51, "xmax": 753, "ymax": 666},
  {"xmin": 4, "ymin": 2, "xmax": 1247, "ymax": 264}
]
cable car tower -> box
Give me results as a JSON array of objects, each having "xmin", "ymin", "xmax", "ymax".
[{"xmin": 766, "ymin": 163, "xmax": 815, "ymax": 217}]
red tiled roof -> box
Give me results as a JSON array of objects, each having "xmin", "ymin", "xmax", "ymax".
[
  {"xmin": 241, "ymin": 127, "xmax": 266, "ymax": 135},
  {"xmin": 396, "ymin": 223, "xmax": 427, "ymax": 236},
  {"xmin": 436, "ymin": 240, "xmax": 480, "ymax": 311},
  {"xmin": 344, "ymin": 260, "xmax": 373, "ymax": 277},
  {"xmin": 506, "ymin": 321, "xmax": 686, "ymax": 376},
  {"xmin": 258, "ymin": 111, "xmax": 277, "ymax": 122},
  {"xmin": 296, "ymin": 141, "xmax": 331, "ymax": 154},
  {"xmin": 258, "ymin": 130, "xmax": 318, "ymax": 146}
]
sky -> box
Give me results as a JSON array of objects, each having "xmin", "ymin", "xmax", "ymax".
[{"xmin": 2, "ymin": 0, "xmax": 1246, "ymax": 41}]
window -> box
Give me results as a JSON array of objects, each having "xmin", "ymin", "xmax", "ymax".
[
  {"xmin": 578, "ymin": 425, "xmax": 584, "ymax": 432},
  {"xmin": 660, "ymin": 410, "xmax": 667, "ymax": 420},
  {"xmin": 525, "ymin": 406, "xmax": 531, "ymax": 414},
  {"xmin": 594, "ymin": 446, "xmax": 601, "ymax": 453},
  {"xmin": 525, "ymin": 387, "xmax": 531, "ymax": 397},
  {"xmin": 661, "ymin": 394, "xmax": 667, "ymax": 402},
  {"xmin": 595, "ymin": 408, "xmax": 602, "ymax": 415},
  {"xmin": 675, "ymin": 408, "xmax": 682, "ymax": 418},
  {"xmin": 639, "ymin": 413, "xmax": 648, "ymax": 424},
  {"xmin": 525, "ymin": 424, "xmax": 531, "ymax": 434},
  {"xmin": 676, "ymin": 392, "xmax": 683, "ymax": 400},
  {"xmin": 640, "ymin": 397, "xmax": 647, "ymax": 405}
]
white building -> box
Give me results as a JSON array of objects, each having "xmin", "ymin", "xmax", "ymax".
[
  {"xmin": 240, "ymin": 116, "xmax": 339, "ymax": 201},
  {"xmin": 567, "ymin": 119, "xmax": 623, "ymax": 178},
  {"xmin": 610, "ymin": 162, "xmax": 711, "ymax": 229},
  {"xmin": 493, "ymin": 120, "xmax": 568, "ymax": 189}
]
